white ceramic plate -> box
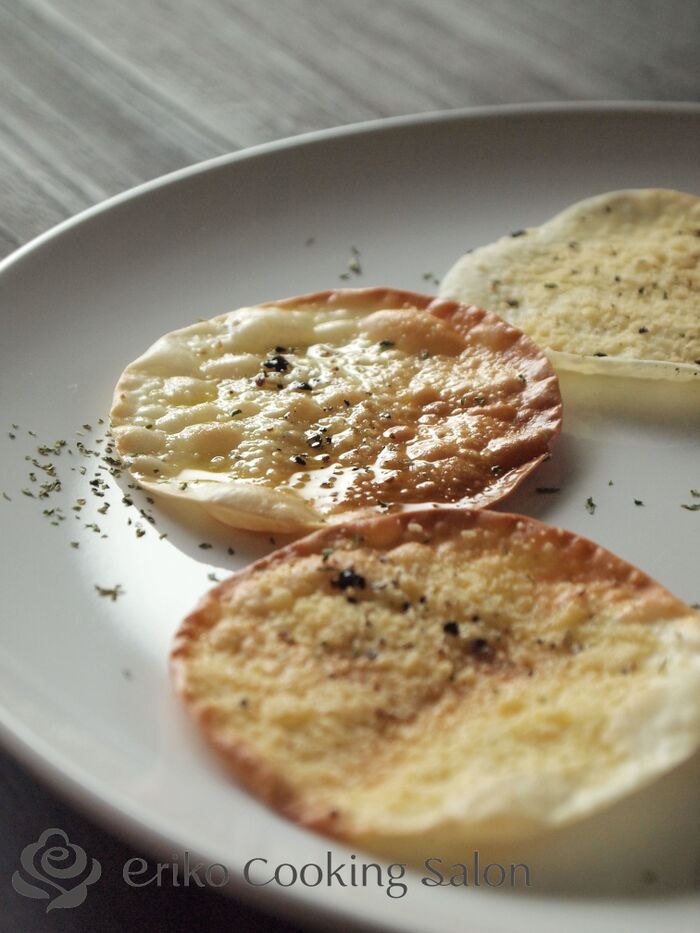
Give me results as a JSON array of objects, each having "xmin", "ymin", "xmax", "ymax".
[{"xmin": 1, "ymin": 103, "xmax": 699, "ymax": 933}]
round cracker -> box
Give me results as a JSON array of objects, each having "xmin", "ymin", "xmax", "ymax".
[
  {"xmin": 110, "ymin": 288, "xmax": 561, "ymax": 533},
  {"xmin": 171, "ymin": 508, "xmax": 700, "ymax": 856},
  {"xmin": 440, "ymin": 188, "xmax": 700, "ymax": 380}
]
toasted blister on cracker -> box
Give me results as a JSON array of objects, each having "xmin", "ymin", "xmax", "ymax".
[
  {"xmin": 440, "ymin": 188, "xmax": 700, "ymax": 380},
  {"xmin": 110, "ymin": 288, "xmax": 561, "ymax": 533},
  {"xmin": 171, "ymin": 509, "xmax": 700, "ymax": 856}
]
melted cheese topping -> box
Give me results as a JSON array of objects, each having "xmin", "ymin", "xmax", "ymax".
[
  {"xmin": 440, "ymin": 189, "xmax": 700, "ymax": 380},
  {"xmin": 172, "ymin": 509, "xmax": 700, "ymax": 855},
  {"xmin": 111, "ymin": 290, "xmax": 561, "ymax": 532}
]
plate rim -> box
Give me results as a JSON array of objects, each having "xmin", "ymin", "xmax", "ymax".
[
  {"xmin": 2, "ymin": 99, "xmax": 700, "ymax": 932},
  {"xmin": 2, "ymin": 99, "xmax": 700, "ymax": 281}
]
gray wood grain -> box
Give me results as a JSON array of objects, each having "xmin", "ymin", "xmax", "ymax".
[{"xmin": 1, "ymin": 1, "xmax": 699, "ymax": 930}]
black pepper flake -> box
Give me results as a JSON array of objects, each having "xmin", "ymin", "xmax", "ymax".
[
  {"xmin": 638, "ymin": 326, "xmax": 649, "ymax": 334},
  {"xmin": 378, "ymin": 340, "xmax": 395, "ymax": 350},
  {"xmin": 199, "ymin": 542, "xmax": 213, "ymax": 549},
  {"xmin": 443, "ymin": 621, "xmax": 459, "ymax": 636},
  {"xmin": 510, "ymin": 229, "xmax": 526, "ymax": 237},
  {"xmin": 681, "ymin": 503, "xmax": 700, "ymax": 512},
  {"xmin": 593, "ymin": 352, "xmax": 608, "ymax": 358},
  {"xmin": 536, "ymin": 486, "xmax": 560, "ymax": 494},
  {"xmin": 293, "ymin": 455, "xmax": 307, "ymax": 466},
  {"xmin": 634, "ymin": 499, "xmax": 644, "ymax": 506},
  {"xmin": 506, "ymin": 299, "xmax": 520, "ymax": 308},
  {"xmin": 263, "ymin": 354, "xmax": 290, "ymax": 373},
  {"xmin": 585, "ymin": 496, "xmax": 597, "ymax": 515},
  {"xmin": 466, "ymin": 637, "xmax": 492, "ymax": 657},
  {"xmin": 292, "ymin": 382, "xmax": 313, "ymax": 391},
  {"xmin": 331, "ymin": 568, "xmax": 366, "ymax": 590}
]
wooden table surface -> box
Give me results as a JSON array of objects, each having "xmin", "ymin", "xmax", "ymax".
[{"xmin": 1, "ymin": 1, "xmax": 699, "ymax": 930}]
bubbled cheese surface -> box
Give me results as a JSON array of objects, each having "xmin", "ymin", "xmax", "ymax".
[
  {"xmin": 171, "ymin": 509, "xmax": 700, "ymax": 856},
  {"xmin": 111, "ymin": 288, "xmax": 561, "ymax": 532},
  {"xmin": 440, "ymin": 189, "xmax": 700, "ymax": 380}
]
